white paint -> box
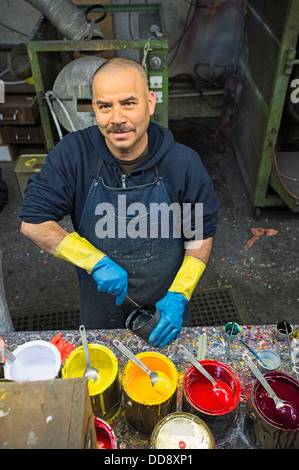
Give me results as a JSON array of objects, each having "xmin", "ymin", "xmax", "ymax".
[
  {"xmin": 0, "ymin": 409, "xmax": 10, "ymax": 418},
  {"xmin": 27, "ymin": 430, "xmax": 38, "ymax": 446},
  {"xmin": 4, "ymin": 340, "xmax": 61, "ymax": 382}
]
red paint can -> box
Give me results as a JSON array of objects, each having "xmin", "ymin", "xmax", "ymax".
[
  {"xmin": 94, "ymin": 417, "xmax": 117, "ymax": 449},
  {"xmin": 182, "ymin": 360, "xmax": 241, "ymax": 445},
  {"xmin": 245, "ymin": 371, "xmax": 299, "ymax": 449}
]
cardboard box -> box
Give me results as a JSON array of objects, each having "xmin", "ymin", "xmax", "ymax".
[
  {"xmin": 0, "ymin": 378, "xmax": 97, "ymax": 449},
  {"xmin": 14, "ymin": 153, "xmax": 46, "ymax": 197}
]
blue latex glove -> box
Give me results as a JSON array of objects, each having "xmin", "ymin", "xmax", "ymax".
[
  {"xmin": 148, "ymin": 291, "xmax": 188, "ymax": 347},
  {"xmin": 91, "ymin": 256, "xmax": 128, "ymax": 305}
]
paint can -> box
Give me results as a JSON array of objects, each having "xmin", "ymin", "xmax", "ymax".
[
  {"xmin": 62, "ymin": 344, "xmax": 121, "ymax": 420},
  {"xmin": 224, "ymin": 322, "xmax": 241, "ymax": 342},
  {"xmin": 125, "ymin": 304, "xmax": 160, "ymax": 344},
  {"xmin": 94, "ymin": 417, "xmax": 117, "ymax": 449},
  {"xmin": 122, "ymin": 351, "xmax": 178, "ymax": 434},
  {"xmin": 245, "ymin": 371, "xmax": 299, "ymax": 449},
  {"xmin": 4, "ymin": 340, "xmax": 61, "ymax": 382},
  {"xmin": 151, "ymin": 412, "xmax": 215, "ymax": 449},
  {"xmin": 182, "ymin": 360, "xmax": 241, "ymax": 445},
  {"xmin": 257, "ymin": 349, "xmax": 281, "ymax": 374},
  {"xmin": 276, "ymin": 321, "xmax": 293, "ymax": 341}
]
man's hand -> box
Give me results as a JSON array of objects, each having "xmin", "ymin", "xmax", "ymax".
[
  {"xmin": 148, "ymin": 291, "xmax": 188, "ymax": 347},
  {"xmin": 92, "ymin": 256, "xmax": 128, "ymax": 305}
]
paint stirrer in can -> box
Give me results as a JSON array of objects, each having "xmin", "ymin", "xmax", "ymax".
[
  {"xmin": 0, "ymin": 343, "xmax": 33, "ymax": 380},
  {"xmin": 125, "ymin": 295, "xmax": 151, "ymax": 316},
  {"xmin": 224, "ymin": 322, "xmax": 235, "ymax": 363},
  {"xmin": 239, "ymin": 338, "xmax": 268, "ymax": 368},
  {"xmin": 113, "ymin": 339, "xmax": 171, "ymax": 396},
  {"xmin": 79, "ymin": 325, "xmax": 100, "ymax": 383},
  {"xmin": 242, "ymin": 353, "xmax": 298, "ymax": 429},
  {"xmin": 179, "ymin": 344, "xmax": 234, "ymax": 410}
]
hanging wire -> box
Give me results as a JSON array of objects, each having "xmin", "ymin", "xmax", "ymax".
[
  {"xmin": 169, "ymin": 0, "xmax": 227, "ymax": 68},
  {"xmin": 168, "ymin": 0, "xmax": 198, "ymax": 68},
  {"xmin": 45, "ymin": 91, "xmax": 64, "ymax": 140},
  {"xmin": 49, "ymin": 90, "xmax": 76, "ymax": 132},
  {"xmin": 0, "ymin": 68, "xmax": 26, "ymax": 85},
  {"xmin": 141, "ymin": 37, "xmax": 154, "ymax": 73},
  {"xmin": 169, "ymin": 119, "xmax": 231, "ymax": 153},
  {"xmin": 45, "ymin": 90, "xmax": 76, "ymax": 141}
]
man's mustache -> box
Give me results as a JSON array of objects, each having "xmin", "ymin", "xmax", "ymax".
[{"xmin": 107, "ymin": 125, "xmax": 136, "ymax": 133}]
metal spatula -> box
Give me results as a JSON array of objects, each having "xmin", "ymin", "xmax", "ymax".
[{"xmin": 79, "ymin": 325, "xmax": 100, "ymax": 383}]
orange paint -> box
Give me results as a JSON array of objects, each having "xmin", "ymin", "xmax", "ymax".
[{"xmin": 123, "ymin": 351, "xmax": 177, "ymax": 405}]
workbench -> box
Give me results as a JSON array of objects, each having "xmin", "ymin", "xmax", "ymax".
[{"xmin": 1, "ymin": 325, "xmax": 298, "ymax": 449}]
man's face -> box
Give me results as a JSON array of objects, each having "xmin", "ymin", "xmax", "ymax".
[{"xmin": 92, "ymin": 67, "xmax": 156, "ymax": 159}]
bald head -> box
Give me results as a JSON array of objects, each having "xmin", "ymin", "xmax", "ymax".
[{"xmin": 92, "ymin": 57, "xmax": 149, "ymax": 94}]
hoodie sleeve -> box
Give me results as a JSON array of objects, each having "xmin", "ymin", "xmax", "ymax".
[{"xmin": 161, "ymin": 143, "xmax": 219, "ymax": 240}]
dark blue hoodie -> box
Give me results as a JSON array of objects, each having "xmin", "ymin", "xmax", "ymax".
[{"xmin": 20, "ymin": 122, "xmax": 218, "ymax": 239}]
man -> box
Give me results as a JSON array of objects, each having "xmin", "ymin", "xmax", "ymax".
[{"xmin": 20, "ymin": 57, "xmax": 218, "ymax": 347}]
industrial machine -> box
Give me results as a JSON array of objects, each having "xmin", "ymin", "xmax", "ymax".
[
  {"xmin": 232, "ymin": 0, "xmax": 299, "ymax": 215},
  {"xmin": 24, "ymin": 2, "xmax": 168, "ymax": 151}
]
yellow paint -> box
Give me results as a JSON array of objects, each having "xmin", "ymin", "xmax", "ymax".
[
  {"xmin": 99, "ymin": 393, "xmax": 105, "ymax": 415},
  {"xmin": 154, "ymin": 372, "xmax": 172, "ymax": 396},
  {"xmin": 123, "ymin": 351, "xmax": 177, "ymax": 405},
  {"xmin": 25, "ymin": 158, "xmax": 37, "ymax": 166},
  {"xmin": 62, "ymin": 344, "xmax": 118, "ymax": 396}
]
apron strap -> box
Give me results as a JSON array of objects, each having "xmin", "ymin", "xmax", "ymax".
[
  {"xmin": 94, "ymin": 157, "xmax": 159, "ymax": 181},
  {"xmin": 94, "ymin": 157, "xmax": 103, "ymax": 181}
]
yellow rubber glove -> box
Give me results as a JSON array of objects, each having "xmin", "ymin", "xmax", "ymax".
[
  {"xmin": 169, "ymin": 255, "xmax": 206, "ymax": 300},
  {"xmin": 54, "ymin": 232, "xmax": 105, "ymax": 273},
  {"xmin": 54, "ymin": 232, "xmax": 128, "ymax": 304}
]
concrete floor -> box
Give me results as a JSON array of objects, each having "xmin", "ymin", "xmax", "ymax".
[{"xmin": 1, "ymin": 118, "xmax": 299, "ymax": 330}]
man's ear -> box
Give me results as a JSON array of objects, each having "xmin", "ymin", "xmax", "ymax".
[
  {"xmin": 92, "ymin": 98, "xmax": 96, "ymax": 113},
  {"xmin": 148, "ymin": 90, "xmax": 157, "ymax": 116}
]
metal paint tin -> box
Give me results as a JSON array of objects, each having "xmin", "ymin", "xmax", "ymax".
[
  {"xmin": 125, "ymin": 304, "xmax": 160, "ymax": 344},
  {"xmin": 276, "ymin": 321, "xmax": 293, "ymax": 341},
  {"xmin": 224, "ymin": 322, "xmax": 241, "ymax": 342},
  {"xmin": 245, "ymin": 371, "xmax": 299, "ymax": 449},
  {"xmin": 62, "ymin": 344, "xmax": 121, "ymax": 420},
  {"xmin": 151, "ymin": 412, "xmax": 215, "ymax": 449},
  {"xmin": 94, "ymin": 417, "xmax": 117, "ymax": 449},
  {"xmin": 257, "ymin": 349, "xmax": 281, "ymax": 374},
  {"xmin": 4, "ymin": 340, "xmax": 61, "ymax": 382},
  {"xmin": 122, "ymin": 351, "xmax": 178, "ymax": 434},
  {"xmin": 182, "ymin": 360, "xmax": 241, "ymax": 445}
]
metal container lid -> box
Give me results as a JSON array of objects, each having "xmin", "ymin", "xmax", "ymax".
[{"xmin": 151, "ymin": 412, "xmax": 215, "ymax": 449}]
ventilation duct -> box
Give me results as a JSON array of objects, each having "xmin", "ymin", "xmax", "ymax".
[{"xmin": 25, "ymin": 0, "xmax": 104, "ymax": 40}]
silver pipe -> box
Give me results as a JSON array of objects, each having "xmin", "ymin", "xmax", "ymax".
[{"xmin": 26, "ymin": 0, "xmax": 104, "ymax": 40}]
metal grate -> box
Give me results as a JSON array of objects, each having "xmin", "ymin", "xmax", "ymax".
[
  {"xmin": 190, "ymin": 287, "xmax": 245, "ymax": 326},
  {"xmin": 11, "ymin": 309, "xmax": 80, "ymax": 332},
  {"xmin": 10, "ymin": 287, "xmax": 245, "ymax": 331}
]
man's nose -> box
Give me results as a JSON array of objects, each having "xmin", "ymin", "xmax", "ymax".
[{"xmin": 111, "ymin": 106, "xmax": 126, "ymax": 124}]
